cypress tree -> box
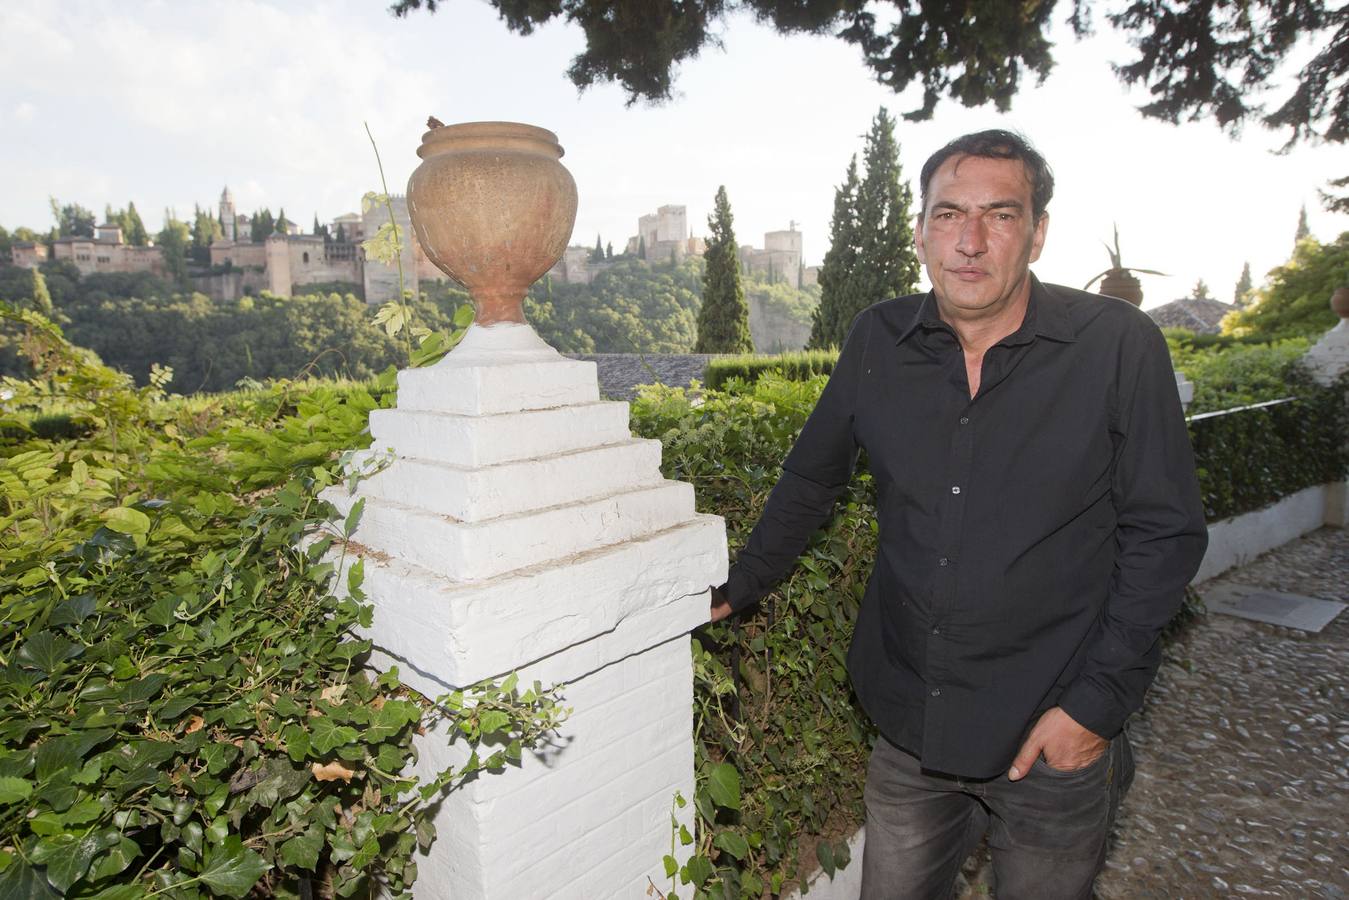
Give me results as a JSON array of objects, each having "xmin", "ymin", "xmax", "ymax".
[
  {"xmin": 638, "ymin": 235, "xmax": 647, "ymax": 260},
  {"xmin": 809, "ymin": 156, "xmax": 861, "ymax": 348},
  {"xmin": 30, "ymin": 267, "xmax": 53, "ymax": 316},
  {"xmin": 1294, "ymin": 204, "xmax": 1310, "ymax": 245},
  {"xmin": 592, "ymin": 234, "xmax": 604, "ymax": 262},
  {"xmin": 695, "ymin": 185, "xmax": 754, "ymax": 353},
  {"xmin": 1234, "ymin": 261, "xmax": 1253, "ymax": 307},
  {"xmin": 124, "ymin": 202, "xmax": 148, "ymax": 246},
  {"xmin": 808, "ymin": 108, "xmax": 920, "ymax": 348}
]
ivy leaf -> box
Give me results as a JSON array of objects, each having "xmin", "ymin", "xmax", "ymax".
[
  {"xmin": 477, "ymin": 709, "xmax": 509, "ymax": 736},
  {"xmin": 0, "ymin": 776, "xmax": 33, "ymax": 804},
  {"xmin": 681, "ymin": 853, "xmax": 714, "ymax": 886},
  {"xmin": 86, "ymin": 836, "xmax": 140, "ymax": 882},
  {"xmin": 31, "ymin": 832, "xmax": 102, "ymax": 892},
  {"xmin": 279, "ymin": 824, "xmax": 324, "ymax": 871},
  {"xmin": 49, "ymin": 595, "xmax": 97, "ymax": 627},
  {"xmin": 713, "ymin": 829, "xmax": 749, "ymax": 861},
  {"xmin": 342, "ymin": 498, "xmax": 364, "ymax": 538},
  {"xmin": 308, "ymin": 717, "xmax": 357, "ymax": 754},
  {"xmin": 17, "ymin": 631, "xmax": 83, "ymax": 674},
  {"xmin": 705, "ymin": 762, "xmax": 741, "ymax": 812},
  {"xmin": 817, "ymin": 839, "xmax": 837, "ymax": 878},
  {"xmin": 0, "ymin": 860, "xmax": 59, "ymax": 899},
  {"xmin": 102, "ymin": 507, "xmax": 151, "ymax": 536},
  {"xmin": 198, "ymin": 837, "xmax": 270, "ymax": 898}
]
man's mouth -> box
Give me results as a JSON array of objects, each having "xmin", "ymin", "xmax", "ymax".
[{"xmin": 950, "ymin": 266, "xmax": 987, "ymax": 279}]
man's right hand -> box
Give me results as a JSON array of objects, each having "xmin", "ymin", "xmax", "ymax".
[{"xmin": 709, "ymin": 585, "xmax": 733, "ymax": 623}]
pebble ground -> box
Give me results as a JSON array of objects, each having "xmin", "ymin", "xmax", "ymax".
[{"xmin": 956, "ymin": 526, "xmax": 1348, "ymax": 899}]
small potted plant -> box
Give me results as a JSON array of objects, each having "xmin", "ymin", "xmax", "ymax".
[{"xmin": 1083, "ymin": 224, "xmax": 1166, "ymax": 306}]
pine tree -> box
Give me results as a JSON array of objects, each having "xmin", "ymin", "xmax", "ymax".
[
  {"xmin": 810, "ymin": 109, "xmax": 920, "ymax": 348},
  {"xmin": 695, "ymin": 185, "xmax": 753, "ymax": 353},
  {"xmin": 1234, "ymin": 261, "xmax": 1253, "ymax": 307},
  {"xmin": 1295, "ymin": 204, "xmax": 1310, "ymax": 245},
  {"xmin": 1191, "ymin": 278, "xmax": 1212, "ymax": 299}
]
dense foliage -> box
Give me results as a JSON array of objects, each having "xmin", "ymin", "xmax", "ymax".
[
  {"xmin": 810, "ymin": 109, "xmax": 919, "ymax": 349},
  {"xmin": 703, "ymin": 350, "xmax": 838, "ymax": 390},
  {"xmin": 1167, "ymin": 334, "xmax": 1312, "ymax": 414},
  {"xmin": 0, "ymin": 265, "xmax": 472, "ymax": 392},
  {"xmin": 1189, "ymin": 375, "xmax": 1348, "ymax": 521},
  {"xmin": 0, "ymin": 308, "xmax": 563, "ymax": 898},
  {"xmin": 1223, "ymin": 233, "xmax": 1349, "ymax": 339},
  {"xmin": 695, "ymin": 187, "xmax": 753, "ymax": 354},
  {"xmin": 391, "ymin": 0, "xmax": 1347, "ymax": 156},
  {"xmin": 526, "ymin": 257, "xmax": 702, "ymax": 353},
  {"xmin": 632, "ymin": 376, "xmax": 874, "ymax": 898}
]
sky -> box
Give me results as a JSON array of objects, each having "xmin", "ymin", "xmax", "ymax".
[{"xmin": 1, "ymin": 0, "xmax": 1345, "ymax": 310}]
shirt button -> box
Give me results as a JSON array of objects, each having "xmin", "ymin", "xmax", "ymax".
[
  {"xmin": 938, "ymin": 557, "xmax": 949, "ymax": 567},
  {"xmin": 931, "ymin": 626, "xmax": 941, "ymax": 635},
  {"xmin": 951, "ymin": 486, "xmax": 961, "ymax": 495},
  {"xmin": 959, "ymin": 416, "xmax": 970, "ymax": 425},
  {"xmin": 930, "ymin": 688, "xmax": 941, "ymax": 697}
]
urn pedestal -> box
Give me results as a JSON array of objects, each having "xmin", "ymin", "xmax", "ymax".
[{"xmin": 321, "ymin": 123, "xmax": 725, "ymax": 898}]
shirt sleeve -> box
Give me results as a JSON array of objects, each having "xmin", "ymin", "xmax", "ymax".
[
  {"xmin": 721, "ymin": 311, "xmax": 871, "ymax": 612},
  {"xmin": 1057, "ymin": 315, "xmax": 1209, "ymax": 737}
]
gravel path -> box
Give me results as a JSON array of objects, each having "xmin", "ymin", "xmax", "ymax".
[{"xmin": 957, "ymin": 527, "xmax": 1349, "ymax": 899}]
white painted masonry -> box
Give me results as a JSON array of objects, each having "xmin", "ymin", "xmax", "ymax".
[
  {"xmin": 1194, "ymin": 483, "xmax": 1345, "ymax": 582},
  {"xmin": 321, "ymin": 321, "xmax": 726, "ymax": 898},
  {"xmin": 1303, "ymin": 318, "xmax": 1349, "ymax": 387}
]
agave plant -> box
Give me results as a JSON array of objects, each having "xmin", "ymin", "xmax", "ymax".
[
  {"xmin": 1083, "ymin": 223, "xmax": 1167, "ymax": 290},
  {"xmin": 1083, "ymin": 224, "xmax": 1167, "ymax": 306}
]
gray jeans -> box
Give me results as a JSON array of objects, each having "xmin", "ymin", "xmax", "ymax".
[{"xmin": 861, "ymin": 731, "xmax": 1134, "ymax": 900}]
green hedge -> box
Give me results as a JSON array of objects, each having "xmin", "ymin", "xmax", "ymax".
[
  {"xmin": 632, "ymin": 374, "xmax": 871, "ymax": 896},
  {"xmin": 1188, "ymin": 375, "xmax": 1348, "ymax": 521},
  {"xmin": 703, "ymin": 350, "xmax": 839, "ymax": 390}
]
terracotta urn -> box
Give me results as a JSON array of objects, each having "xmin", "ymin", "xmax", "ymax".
[
  {"xmin": 1332, "ymin": 285, "xmax": 1349, "ymax": 319},
  {"xmin": 407, "ymin": 121, "xmax": 577, "ymax": 327},
  {"xmin": 1098, "ymin": 269, "xmax": 1144, "ymax": 306}
]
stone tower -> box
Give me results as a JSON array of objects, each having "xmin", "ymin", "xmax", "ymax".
[{"xmin": 219, "ymin": 187, "xmax": 237, "ymax": 242}]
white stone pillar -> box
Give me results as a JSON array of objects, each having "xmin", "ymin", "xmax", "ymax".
[
  {"xmin": 1303, "ymin": 310, "xmax": 1349, "ymax": 527},
  {"xmin": 322, "ymin": 322, "xmax": 725, "ymax": 898},
  {"xmin": 1175, "ymin": 371, "xmax": 1195, "ymax": 412}
]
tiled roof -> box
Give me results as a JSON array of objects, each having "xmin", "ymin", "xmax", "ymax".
[{"xmin": 1146, "ymin": 297, "xmax": 1235, "ymax": 334}]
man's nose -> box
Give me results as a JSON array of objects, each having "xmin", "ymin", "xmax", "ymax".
[{"xmin": 956, "ymin": 217, "xmax": 987, "ymax": 257}]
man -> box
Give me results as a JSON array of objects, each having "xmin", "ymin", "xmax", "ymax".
[{"xmin": 709, "ymin": 130, "xmax": 1207, "ymax": 898}]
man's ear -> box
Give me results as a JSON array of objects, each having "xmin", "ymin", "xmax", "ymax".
[
  {"xmin": 914, "ymin": 215, "xmax": 927, "ymax": 264},
  {"xmin": 1028, "ymin": 212, "xmax": 1048, "ymax": 264}
]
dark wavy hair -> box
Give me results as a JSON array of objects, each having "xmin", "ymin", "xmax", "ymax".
[{"xmin": 919, "ymin": 130, "xmax": 1054, "ymax": 221}]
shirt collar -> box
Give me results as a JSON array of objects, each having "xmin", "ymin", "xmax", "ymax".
[{"xmin": 895, "ymin": 273, "xmax": 1077, "ymax": 346}]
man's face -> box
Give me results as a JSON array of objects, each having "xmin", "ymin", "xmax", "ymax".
[{"xmin": 915, "ymin": 154, "xmax": 1048, "ymax": 318}]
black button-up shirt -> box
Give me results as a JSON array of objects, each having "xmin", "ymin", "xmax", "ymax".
[{"xmin": 723, "ymin": 277, "xmax": 1208, "ymax": 778}]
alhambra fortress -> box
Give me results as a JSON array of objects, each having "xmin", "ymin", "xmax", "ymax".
[{"xmin": 10, "ymin": 189, "xmax": 817, "ymax": 304}]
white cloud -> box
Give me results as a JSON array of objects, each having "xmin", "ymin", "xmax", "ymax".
[{"xmin": 13, "ymin": 102, "xmax": 35, "ymax": 121}]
